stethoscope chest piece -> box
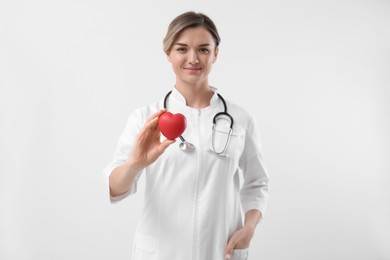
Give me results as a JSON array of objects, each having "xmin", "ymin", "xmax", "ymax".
[{"xmin": 179, "ymin": 136, "xmax": 195, "ymax": 151}]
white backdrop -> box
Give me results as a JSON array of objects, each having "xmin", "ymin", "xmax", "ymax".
[{"xmin": 1, "ymin": 1, "xmax": 389, "ymax": 259}]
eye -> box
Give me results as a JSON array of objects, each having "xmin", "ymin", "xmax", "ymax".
[
  {"xmin": 199, "ymin": 48, "xmax": 210, "ymax": 54},
  {"xmin": 176, "ymin": 47, "xmax": 187, "ymax": 53}
]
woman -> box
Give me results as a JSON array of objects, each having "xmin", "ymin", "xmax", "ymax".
[{"xmin": 103, "ymin": 11, "xmax": 269, "ymax": 260}]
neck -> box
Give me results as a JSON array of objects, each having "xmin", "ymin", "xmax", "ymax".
[{"xmin": 175, "ymin": 80, "xmax": 213, "ymax": 108}]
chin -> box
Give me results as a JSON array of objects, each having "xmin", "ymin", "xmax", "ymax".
[
  {"xmin": 185, "ymin": 79, "xmax": 204, "ymax": 86},
  {"xmin": 185, "ymin": 75, "xmax": 206, "ymax": 82}
]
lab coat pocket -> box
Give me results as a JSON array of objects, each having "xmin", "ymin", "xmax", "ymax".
[
  {"xmin": 132, "ymin": 233, "xmax": 157, "ymax": 260},
  {"xmin": 231, "ymin": 248, "xmax": 249, "ymax": 260},
  {"xmin": 208, "ymin": 123, "xmax": 245, "ymax": 160}
]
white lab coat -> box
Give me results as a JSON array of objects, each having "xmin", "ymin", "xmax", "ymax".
[{"xmin": 103, "ymin": 87, "xmax": 269, "ymax": 260}]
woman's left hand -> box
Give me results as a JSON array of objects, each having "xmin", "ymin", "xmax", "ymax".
[{"xmin": 224, "ymin": 225, "xmax": 255, "ymax": 259}]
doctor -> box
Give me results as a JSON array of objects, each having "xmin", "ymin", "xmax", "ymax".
[{"xmin": 103, "ymin": 11, "xmax": 269, "ymax": 260}]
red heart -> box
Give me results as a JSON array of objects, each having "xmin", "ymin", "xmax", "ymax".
[{"xmin": 158, "ymin": 112, "xmax": 187, "ymax": 140}]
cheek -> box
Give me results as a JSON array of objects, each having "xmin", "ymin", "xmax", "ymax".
[
  {"xmin": 205, "ymin": 54, "xmax": 216, "ymax": 63},
  {"xmin": 170, "ymin": 56, "xmax": 184, "ymax": 67},
  {"xmin": 204, "ymin": 57, "xmax": 215, "ymax": 67}
]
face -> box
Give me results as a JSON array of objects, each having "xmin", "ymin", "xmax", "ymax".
[{"xmin": 167, "ymin": 26, "xmax": 218, "ymax": 86}]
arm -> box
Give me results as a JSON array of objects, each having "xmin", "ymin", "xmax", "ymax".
[
  {"xmin": 109, "ymin": 161, "xmax": 144, "ymax": 197},
  {"xmin": 244, "ymin": 209, "xmax": 262, "ymax": 231},
  {"xmin": 224, "ymin": 118, "xmax": 269, "ymax": 259},
  {"xmin": 239, "ymin": 118, "xmax": 270, "ymax": 215}
]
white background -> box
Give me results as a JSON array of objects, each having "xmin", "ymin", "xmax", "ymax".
[{"xmin": 1, "ymin": 1, "xmax": 389, "ymax": 259}]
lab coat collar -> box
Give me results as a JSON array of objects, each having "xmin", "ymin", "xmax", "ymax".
[{"xmin": 171, "ymin": 86, "xmax": 219, "ymax": 107}]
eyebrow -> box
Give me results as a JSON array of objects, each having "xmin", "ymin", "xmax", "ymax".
[{"xmin": 174, "ymin": 43, "xmax": 211, "ymax": 47}]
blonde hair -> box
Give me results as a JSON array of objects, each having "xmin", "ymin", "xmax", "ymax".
[{"xmin": 163, "ymin": 11, "xmax": 221, "ymax": 55}]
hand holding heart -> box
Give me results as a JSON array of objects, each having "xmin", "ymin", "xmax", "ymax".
[{"xmin": 127, "ymin": 109, "xmax": 176, "ymax": 170}]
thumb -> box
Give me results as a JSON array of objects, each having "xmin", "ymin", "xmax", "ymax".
[{"xmin": 224, "ymin": 240, "xmax": 235, "ymax": 259}]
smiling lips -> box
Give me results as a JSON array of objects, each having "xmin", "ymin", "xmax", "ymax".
[{"xmin": 184, "ymin": 67, "xmax": 202, "ymax": 73}]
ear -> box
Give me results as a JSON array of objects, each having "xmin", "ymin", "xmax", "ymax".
[
  {"xmin": 166, "ymin": 52, "xmax": 172, "ymax": 63},
  {"xmin": 212, "ymin": 47, "xmax": 219, "ymax": 64}
]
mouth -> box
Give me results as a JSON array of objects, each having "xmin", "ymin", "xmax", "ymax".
[{"xmin": 184, "ymin": 67, "xmax": 202, "ymax": 72}]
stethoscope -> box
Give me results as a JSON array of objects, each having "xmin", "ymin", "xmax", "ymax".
[{"xmin": 164, "ymin": 91, "xmax": 234, "ymax": 157}]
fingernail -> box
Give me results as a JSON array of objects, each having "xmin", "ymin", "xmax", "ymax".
[{"xmin": 225, "ymin": 254, "xmax": 231, "ymax": 259}]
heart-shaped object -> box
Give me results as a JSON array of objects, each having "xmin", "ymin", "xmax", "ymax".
[{"xmin": 158, "ymin": 112, "xmax": 187, "ymax": 140}]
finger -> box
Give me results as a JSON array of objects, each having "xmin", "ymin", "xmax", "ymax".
[
  {"xmin": 157, "ymin": 139, "xmax": 176, "ymax": 155},
  {"xmin": 142, "ymin": 109, "xmax": 167, "ymax": 133},
  {"xmin": 146, "ymin": 109, "xmax": 166, "ymax": 122},
  {"xmin": 224, "ymin": 238, "xmax": 237, "ymax": 259},
  {"xmin": 143, "ymin": 116, "xmax": 159, "ymax": 132},
  {"xmin": 137, "ymin": 115, "xmax": 163, "ymax": 145},
  {"xmin": 224, "ymin": 245, "xmax": 233, "ymax": 259}
]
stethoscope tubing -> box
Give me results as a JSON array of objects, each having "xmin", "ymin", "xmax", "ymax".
[
  {"xmin": 163, "ymin": 90, "xmax": 233, "ymax": 126},
  {"xmin": 163, "ymin": 90, "xmax": 234, "ymax": 154}
]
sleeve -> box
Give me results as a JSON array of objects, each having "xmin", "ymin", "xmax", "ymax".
[
  {"xmin": 238, "ymin": 117, "xmax": 270, "ymax": 216},
  {"xmin": 101, "ymin": 109, "xmax": 145, "ymax": 203}
]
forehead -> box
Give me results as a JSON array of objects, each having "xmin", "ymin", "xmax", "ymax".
[{"xmin": 175, "ymin": 26, "xmax": 215, "ymax": 46}]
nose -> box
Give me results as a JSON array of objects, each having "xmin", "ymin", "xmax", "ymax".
[{"xmin": 188, "ymin": 51, "xmax": 200, "ymax": 65}]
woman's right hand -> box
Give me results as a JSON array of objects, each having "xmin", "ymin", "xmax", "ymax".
[{"xmin": 126, "ymin": 109, "xmax": 176, "ymax": 171}]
